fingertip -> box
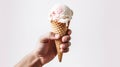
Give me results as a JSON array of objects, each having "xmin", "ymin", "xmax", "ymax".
[
  {"xmin": 61, "ymin": 48, "xmax": 69, "ymax": 53},
  {"xmin": 60, "ymin": 42, "xmax": 70, "ymax": 49},
  {"xmin": 55, "ymin": 34, "xmax": 60, "ymax": 39},
  {"xmin": 39, "ymin": 32, "xmax": 60, "ymax": 43},
  {"xmin": 67, "ymin": 29, "xmax": 72, "ymax": 35},
  {"xmin": 62, "ymin": 35, "xmax": 71, "ymax": 42},
  {"xmin": 49, "ymin": 32, "xmax": 60, "ymax": 39}
]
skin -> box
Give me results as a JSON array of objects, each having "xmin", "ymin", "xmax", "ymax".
[{"xmin": 15, "ymin": 29, "xmax": 72, "ymax": 67}]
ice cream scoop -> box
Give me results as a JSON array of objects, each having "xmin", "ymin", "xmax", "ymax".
[
  {"xmin": 49, "ymin": 4, "xmax": 73, "ymax": 62},
  {"xmin": 49, "ymin": 4, "xmax": 73, "ymax": 23}
]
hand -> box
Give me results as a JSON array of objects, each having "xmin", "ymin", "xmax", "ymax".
[
  {"xmin": 15, "ymin": 29, "xmax": 72, "ymax": 67},
  {"xmin": 34, "ymin": 29, "xmax": 72, "ymax": 65}
]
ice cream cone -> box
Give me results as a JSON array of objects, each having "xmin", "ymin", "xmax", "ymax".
[
  {"xmin": 51, "ymin": 20, "xmax": 69, "ymax": 62},
  {"xmin": 49, "ymin": 4, "xmax": 73, "ymax": 62}
]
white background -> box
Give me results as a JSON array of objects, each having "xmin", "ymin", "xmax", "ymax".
[{"xmin": 0, "ymin": 0, "xmax": 120, "ymax": 67}]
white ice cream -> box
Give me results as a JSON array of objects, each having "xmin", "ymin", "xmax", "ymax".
[{"xmin": 49, "ymin": 4, "xmax": 73, "ymax": 23}]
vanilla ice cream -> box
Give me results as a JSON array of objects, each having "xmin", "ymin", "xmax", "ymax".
[{"xmin": 49, "ymin": 4, "xmax": 73, "ymax": 23}]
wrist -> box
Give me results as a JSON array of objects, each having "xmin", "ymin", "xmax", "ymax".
[
  {"xmin": 15, "ymin": 51, "xmax": 43, "ymax": 67},
  {"xmin": 31, "ymin": 50, "xmax": 43, "ymax": 67}
]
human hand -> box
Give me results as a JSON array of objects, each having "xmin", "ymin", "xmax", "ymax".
[{"xmin": 34, "ymin": 29, "xmax": 72, "ymax": 66}]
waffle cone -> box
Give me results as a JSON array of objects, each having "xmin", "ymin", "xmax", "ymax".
[{"xmin": 51, "ymin": 20, "xmax": 69, "ymax": 62}]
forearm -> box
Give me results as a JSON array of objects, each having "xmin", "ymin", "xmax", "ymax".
[{"xmin": 15, "ymin": 51, "xmax": 42, "ymax": 67}]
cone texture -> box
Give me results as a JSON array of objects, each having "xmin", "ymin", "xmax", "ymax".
[{"xmin": 51, "ymin": 20, "xmax": 68, "ymax": 62}]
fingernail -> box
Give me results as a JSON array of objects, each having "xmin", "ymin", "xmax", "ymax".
[
  {"xmin": 68, "ymin": 31, "xmax": 71, "ymax": 35},
  {"xmin": 55, "ymin": 34, "xmax": 60, "ymax": 38}
]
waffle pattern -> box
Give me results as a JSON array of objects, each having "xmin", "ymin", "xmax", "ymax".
[
  {"xmin": 51, "ymin": 20, "xmax": 68, "ymax": 62},
  {"xmin": 51, "ymin": 20, "xmax": 67, "ymax": 36}
]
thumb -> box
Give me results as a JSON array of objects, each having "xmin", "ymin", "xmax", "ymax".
[{"xmin": 40, "ymin": 32, "xmax": 60, "ymax": 43}]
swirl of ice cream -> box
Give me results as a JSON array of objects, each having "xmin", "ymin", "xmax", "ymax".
[{"xmin": 49, "ymin": 4, "xmax": 73, "ymax": 23}]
